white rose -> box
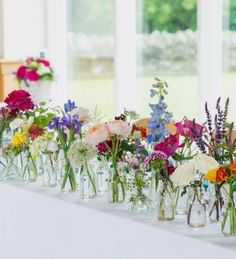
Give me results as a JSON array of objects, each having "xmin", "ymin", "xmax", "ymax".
[{"xmin": 170, "ymin": 160, "xmax": 196, "ymax": 186}]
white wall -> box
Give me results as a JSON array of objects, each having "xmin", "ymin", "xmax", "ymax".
[{"xmin": 1, "ymin": 0, "xmax": 46, "ymax": 59}]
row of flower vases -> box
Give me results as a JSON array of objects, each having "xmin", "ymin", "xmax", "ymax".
[{"xmin": 0, "ymin": 154, "xmax": 235, "ymax": 236}]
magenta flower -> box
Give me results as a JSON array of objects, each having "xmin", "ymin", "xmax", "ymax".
[
  {"xmin": 144, "ymin": 151, "xmax": 167, "ymax": 169},
  {"xmin": 154, "ymin": 134, "xmax": 179, "ymax": 157},
  {"xmin": 175, "ymin": 120, "xmax": 203, "ymax": 139},
  {"xmin": 39, "ymin": 58, "xmax": 50, "ymax": 67},
  {"xmin": 26, "ymin": 70, "xmax": 39, "ymax": 81},
  {"xmin": 16, "ymin": 66, "xmax": 27, "ymax": 79}
]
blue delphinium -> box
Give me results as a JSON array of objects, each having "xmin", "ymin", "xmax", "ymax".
[
  {"xmin": 147, "ymin": 78, "xmax": 173, "ymax": 144},
  {"xmin": 64, "ymin": 99, "xmax": 77, "ymax": 113}
]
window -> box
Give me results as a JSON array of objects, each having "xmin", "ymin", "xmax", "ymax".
[
  {"xmin": 223, "ymin": 0, "xmax": 236, "ymax": 121},
  {"xmin": 67, "ymin": 0, "xmax": 115, "ymax": 119},
  {"xmin": 136, "ymin": 0, "xmax": 198, "ymax": 120}
]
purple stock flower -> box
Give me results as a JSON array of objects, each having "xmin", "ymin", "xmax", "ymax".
[{"xmin": 64, "ymin": 99, "xmax": 77, "ymax": 113}]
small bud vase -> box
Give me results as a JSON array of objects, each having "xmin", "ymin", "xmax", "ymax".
[
  {"xmin": 175, "ymin": 186, "xmax": 187, "ymax": 215},
  {"xmin": 42, "ymin": 153, "xmax": 58, "ymax": 187},
  {"xmin": 80, "ymin": 162, "xmax": 97, "ymax": 199},
  {"xmin": 209, "ymin": 184, "xmax": 224, "ymax": 223},
  {"xmin": 157, "ymin": 180, "xmax": 175, "ymax": 221},
  {"xmin": 96, "ymin": 158, "xmax": 109, "ymax": 192},
  {"xmin": 187, "ymin": 187, "xmax": 206, "ymax": 227},
  {"xmin": 221, "ymin": 182, "xmax": 236, "ymax": 236},
  {"xmin": 108, "ymin": 167, "xmax": 126, "ymax": 203}
]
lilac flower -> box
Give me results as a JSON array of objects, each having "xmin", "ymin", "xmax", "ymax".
[{"xmin": 64, "ymin": 100, "xmax": 77, "ymax": 113}]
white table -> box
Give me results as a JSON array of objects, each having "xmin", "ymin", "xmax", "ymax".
[{"xmin": 0, "ymin": 181, "xmax": 235, "ymax": 259}]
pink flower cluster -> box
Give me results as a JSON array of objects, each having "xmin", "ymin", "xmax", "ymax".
[{"xmin": 144, "ymin": 151, "xmax": 167, "ymax": 169}]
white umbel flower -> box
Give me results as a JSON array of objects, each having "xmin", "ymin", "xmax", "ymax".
[{"xmin": 67, "ymin": 141, "xmax": 97, "ymax": 167}]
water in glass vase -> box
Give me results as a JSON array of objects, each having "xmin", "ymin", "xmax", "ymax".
[
  {"xmin": 42, "ymin": 153, "xmax": 58, "ymax": 187},
  {"xmin": 96, "ymin": 158, "xmax": 109, "ymax": 192},
  {"xmin": 157, "ymin": 181, "xmax": 175, "ymax": 221}
]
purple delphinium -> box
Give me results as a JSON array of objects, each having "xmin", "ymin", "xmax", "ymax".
[{"xmin": 64, "ymin": 99, "xmax": 77, "ymax": 113}]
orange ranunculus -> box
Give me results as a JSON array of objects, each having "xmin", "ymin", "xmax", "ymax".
[
  {"xmin": 229, "ymin": 163, "xmax": 236, "ymax": 172},
  {"xmin": 205, "ymin": 167, "xmax": 227, "ymax": 183},
  {"xmin": 131, "ymin": 124, "xmax": 147, "ymax": 139}
]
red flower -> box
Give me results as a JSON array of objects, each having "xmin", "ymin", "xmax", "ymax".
[
  {"xmin": 26, "ymin": 70, "xmax": 39, "ymax": 81},
  {"xmin": 28, "ymin": 124, "xmax": 44, "ymax": 140},
  {"xmin": 16, "ymin": 66, "xmax": 27, "ymax": 79},
  {"xmin": 216, "ymin": 167, "xmax": 227, "ymax": 183},
  {"xmin": 154, "ymin": 134, "xmax": 179, "ymax": 157},
  {"xmin": 97, "ymin": 140, "xmax": 112, "ymax": 154},
  {"xmin": 39, "ymin": 59, "xmax": 50, "ymax": 67},
  {"xmin": 4, "ymin": 90, "xmax": 34, "ymax": 113}
]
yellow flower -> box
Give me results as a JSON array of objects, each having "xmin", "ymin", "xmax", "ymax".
[
  {"xmin": 205, "ymin": 168, "xmax": 219, "ymax": 183},
  {"xmin": 11, "ymin": 132, "xmax": 27, "ymax": 147}
]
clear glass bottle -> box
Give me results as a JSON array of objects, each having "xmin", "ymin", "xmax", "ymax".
[
  {"xmin": 175, "ymin": 186, "xmax": 187, "ymax": 215},
  {"xmin": 42, "ymin": 153, "xmax": 58, "ymax": 187},
  {"xmin": 96, "ymin": 158, "xmax": 109, "ymax": 192},
  {"xmin": 80, "ymin": 162, "xmax": 97, "ymax": 199},
  {"xmin": 129, "ymin": 169, "xmax": 153, "ymax": 212},
  {"xmin": 157, "ymin": 180, "xmax": 175, "ymax": 221},
  {"xmin": 187, "ymin": 187, "xmax": 206, "ymax": 227},
  {"xmin": 208, "ymin": 184, "xmax": 224, "ymax": 223},
  {"xmin": 108, "ymin": 167, "xmax": 126, "ymax": 203},
  {"xmin": 221, "ymin": 182, "xmax": 236, "ymax": 236}
]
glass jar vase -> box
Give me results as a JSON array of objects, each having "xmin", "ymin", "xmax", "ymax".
[
  {"xmin": 80, "ymin": 162, "xmax": 97, "ymax": 199},
  {"xmin": 96, "ymin": 158, "xmax": 109, "ymax": 192},
  {"xmin": 157, "ymin": 180, "xmax": 175, "ymax": 221},
  {"xmin": 42, "ymin": 153, "xmax": 58, "ymax": 187},
  {"xmin": 187, "ymin": 187, "xmax": 206, "ymax": 227},
  {"xmin": 175, "ymin": 186, "xmax": 187, "ymax": 215}
]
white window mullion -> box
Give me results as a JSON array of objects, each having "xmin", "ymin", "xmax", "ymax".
[
  {"xmin": 198, "ymin": 0, "xmax": 222, "ymax": 121},
  {"xmin": 115, "ymin": 0, "xmax": 136, "ymax": 114},
  {"xmin": 46, "ymin": 0, "xmax": 68, "ymax": 105}
]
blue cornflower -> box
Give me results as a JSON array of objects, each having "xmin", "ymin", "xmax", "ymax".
[{"xmin": 64, "ymin": 100, "xmax": 77, "ymax": 113}]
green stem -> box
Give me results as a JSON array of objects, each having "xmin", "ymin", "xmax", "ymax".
[{"xmin": 85, "ymin": 162, "xmax": 97, "ymax": 196}]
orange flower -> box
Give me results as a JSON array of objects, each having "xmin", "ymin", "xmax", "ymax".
[
  {"xmin": 229, "ymin": 163, "xmax": 236, "ymax": 172},
  {"xmin": 131, "ymin": 124, "xmax": 147, "ymax": 139},
  {"xmin": 215, "ymin": 167, "xmax": 227, "ymax": 183},
  {"xmin": 205, "ymin": 168, "xmax": 219, "ymax": 183}
]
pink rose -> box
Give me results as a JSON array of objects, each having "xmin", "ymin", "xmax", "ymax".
[
  {"xmin": 16, "ymin": 66, "xmax": 27, "ymax": 79},
  {"xmin": 26, "ymin": 70, "xmax": 39, "ymax": 81},
  {"xmin": 39, "ymin": 59, "xmax": 50, "ymax": 67},
  {"xmin": 69, "ymin": 107, "xmax": 90, "ymax": 122},
  {"xmin": 86, "ymin": 123, "xmax": 109, "ymax": 145},
  {"xmin": 106, "ymin": 120, "xmax": 131, "ymax": 137}
]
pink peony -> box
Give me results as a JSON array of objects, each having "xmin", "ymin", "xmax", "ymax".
[
  {"xmin": 26, "ymin": 70, "xmax": 39, "ymax": 81},
  {"xmin": 154, "ymin": 134, "xmax": 180, "ymax": 157},
  {"xmin": 175, "ymin": 120, "xmax": 203, "ymax": 139},
  {"xmin": 106, "ymin": 120, "xmax": 131, "ymax": 137},
  {"xmin": 16, "ymin": 66, "xmax": 27, "ymax": 79},
  {"xmin": 86, "ymin": 123, "xmax": 109, "ymax": 145},
  {"xmin": 39, "ymin": 58, "xmax": 50, "ymax": 67}
]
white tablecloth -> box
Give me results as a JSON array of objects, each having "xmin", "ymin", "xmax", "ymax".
[{"xmin": 0, "ymin": 181, "xmax": 235, "ymax": 259}]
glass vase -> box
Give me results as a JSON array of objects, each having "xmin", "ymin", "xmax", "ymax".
[
  {"xmin": 157, "ymin": 180, "xmax": 175, "ymax": 221},
  {"xmin": 61, "ymin": 158, "xmax": 77, "ymax": 192},
  {"xmin": 21, "ymin": 151, "xmax": 38, "ymax": 182},
  {"xmin": 108, "ymin": 167, "xmax": 126, "ymax": 203},
  {"xmin": 96, "ymin": 158, "xmax": 109, "ymax": 192},
  {"xmin": 209, "ymin": 184, "xmax": 224, "ymax": 223},
  {"xmin": 2, "ymin": 154, "xmax": 23, "ymax": 181},
  {"xmin": 42, "ymin": 153, "xmax": 58, "ymax": 187},
  {"xmin": 221, "ymin": 182, "xmax": 236, "ymax": 236},
  {"xmin": 80, "ymin": 162, "xmax": 97, "ymax": 199},
  {"xmin": 187, "ymin": 187, "xmax": 206, "ymax": 227},
  {"xmin": 175, "ymin": 186, "xmax": 187, "ymax": 215},
  {"xmin": 129, "ymin": 169, "xmax": 153, "ymax": 212},
  {"xmin": 148, "ymin": 169, "xmax": 159, "ymax": 202}
]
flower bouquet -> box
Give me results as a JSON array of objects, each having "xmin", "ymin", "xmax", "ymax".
[{"xmin": 16, "ymin": 53, "xmax": 54, "ymax": 104}]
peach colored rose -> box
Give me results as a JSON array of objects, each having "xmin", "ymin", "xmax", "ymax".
[
  {"xmin": 86, "ymin": 123, "xmax": 109, "ymax": 145},
  {"xmin": 107, "ymin": 120, "xmax": 131, "ymax": 137}
]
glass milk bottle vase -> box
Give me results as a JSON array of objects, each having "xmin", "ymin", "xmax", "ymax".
[
  {"xmin": 96, "ymin": 158, "xmax": 109, "ymax": 192},
  {"xmin": 187, "ymin": 187, "xmax": 206, "ymax": 227},
  {"xmin": 129, "ymin": 169, "xmax": 153, "ymax": 212},
  {"xmin": 108, "ymin": 166, "xmax": 126, "ymax": 203},
  {"xmin": 221, "ymin": 182, "xmax": 236, "ymax": 236},
  {"xmin": 157, "ymin": 180, "xmax": 175, "ymax": 221},
  {"xmin": 80, "ymin": 162, "xmax": 97, "ymax": 199},
  {"xmin": 175, "ymin": 186, "xmax": 187, "ymax": 215},
  {"xmin": 209, "ymin": 184, "xmax": 224, "ymax": 222},
  {"xmin": 42, "ymin": 153, "xmax": 58, "ymax": 187}
]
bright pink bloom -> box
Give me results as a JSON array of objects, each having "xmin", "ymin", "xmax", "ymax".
[
  {"xmin": 26, "ymin": 70, "xmax": 39, "ymax": 81},
  {"xmin": 175, "ymin": 120, "xmax": 203, "ymax": 139},
  {"xmin": 26, "ymin": 57, "xmax": 34, "ymax": 64},
  {"xmin": 154, "ymin": 134, "xmax": 179, "ymax": 157},
  {"xmin": 39, "ymin": 59, "xmax": 50, "ymax": 67},
  {"xmin": 16, "ymin": 66, "xmax": 27, "ymax": 79}
]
